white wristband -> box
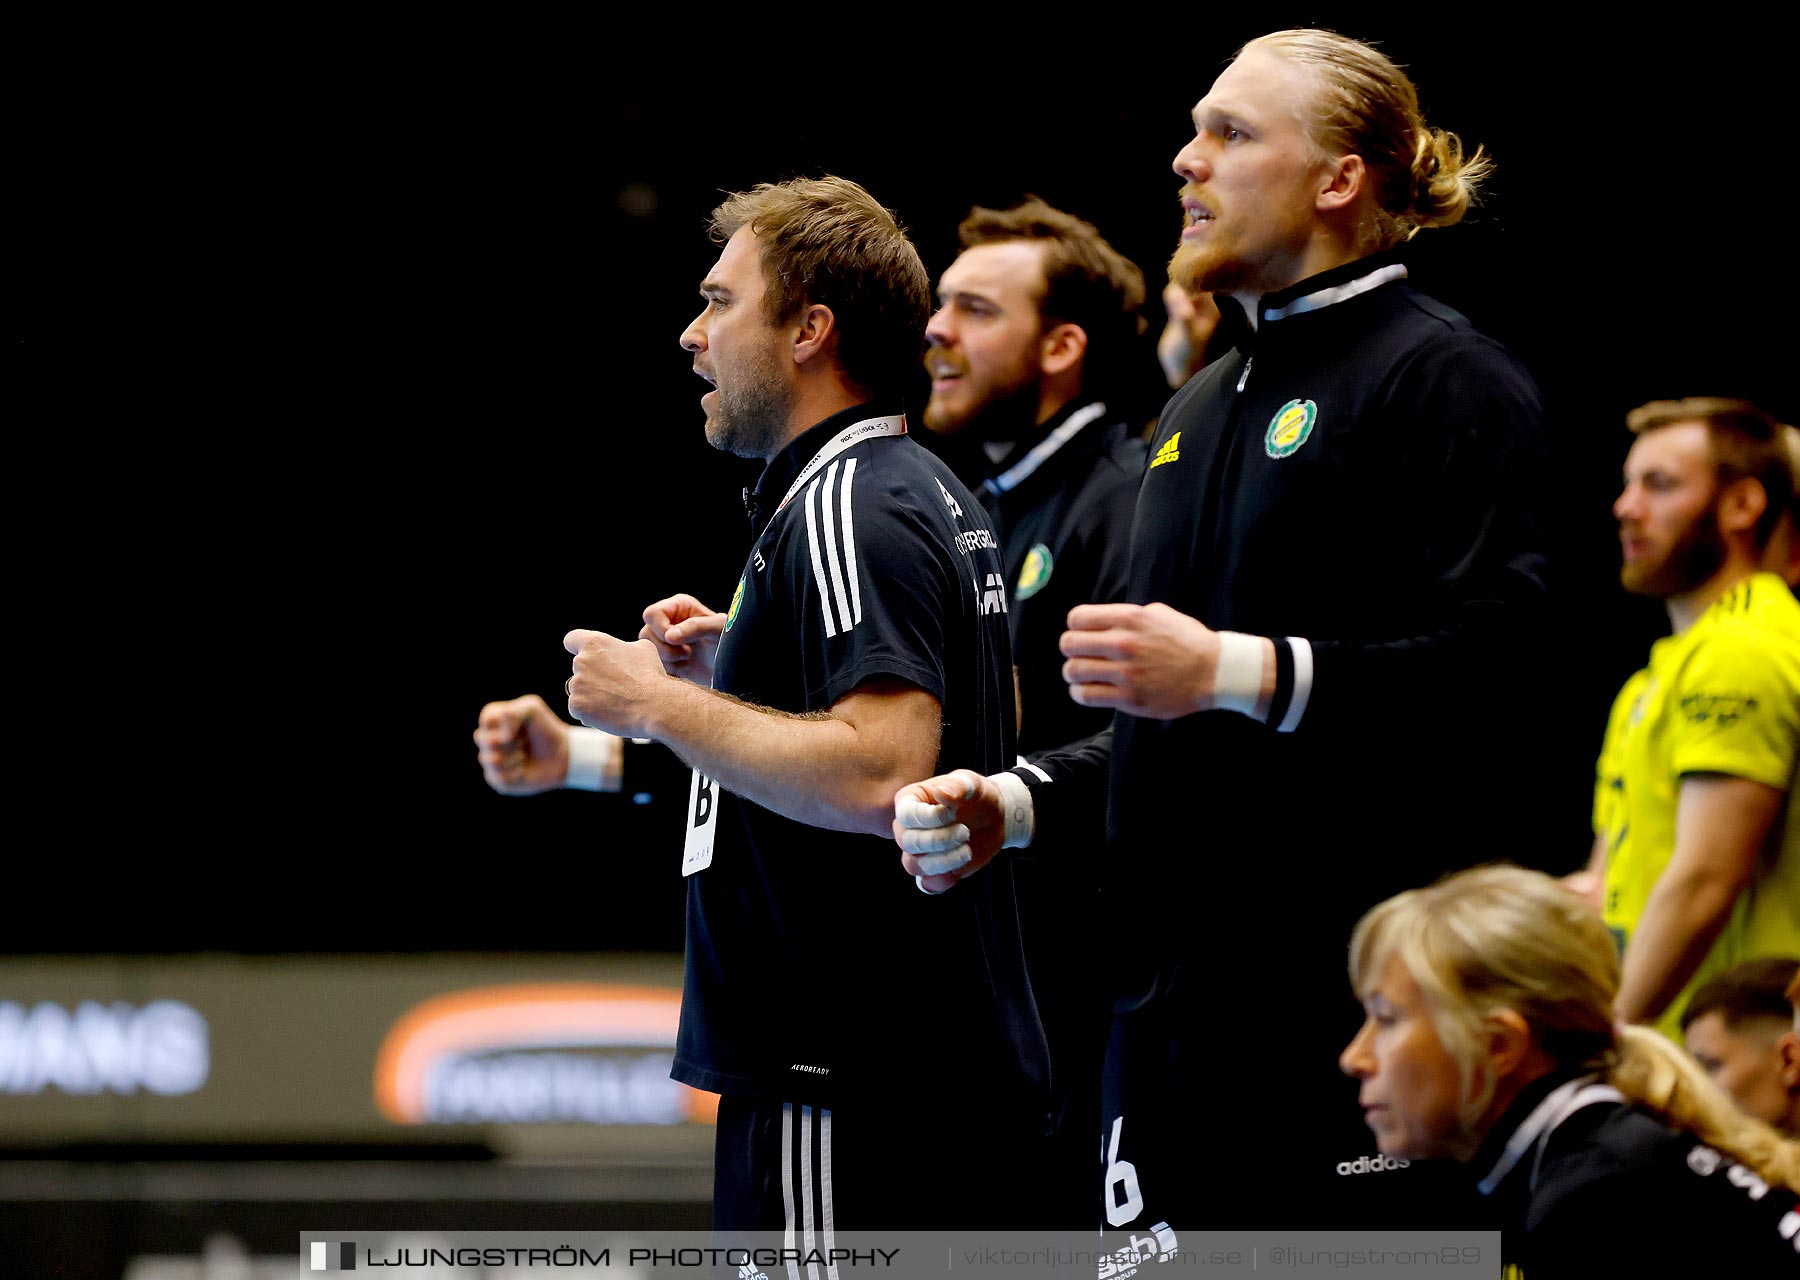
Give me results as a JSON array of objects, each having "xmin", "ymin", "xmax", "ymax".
[
  {"xmin": 564, "ymin": 727, "xmax": 623, "ymax": 792},
  {"xmin": 1211, "ymin": 630, "xmax": 1264, "ymax": 719},
  {"xmin": 991, "ymin": 770, "xmax": 1035, "ymax": 849}
]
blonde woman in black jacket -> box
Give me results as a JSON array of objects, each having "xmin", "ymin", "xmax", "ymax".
[{"xmin": 1341, "ymin": 864, "xmax": 1799, "ymax": 1277}]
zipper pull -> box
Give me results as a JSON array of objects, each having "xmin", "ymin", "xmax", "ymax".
[{"xmin": 1236, "ymin": 355, "xmax": 1254, "ymax": 393}]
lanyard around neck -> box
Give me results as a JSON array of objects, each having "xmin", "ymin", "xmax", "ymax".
[{"xmin": 772, "ymin": 414, "xmax": 907, "ymax": 519}]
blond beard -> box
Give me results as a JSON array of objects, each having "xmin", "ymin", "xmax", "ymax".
[{"xmin": 1169, "ymin": 237, "xmax": 1250, "ymax": 299}]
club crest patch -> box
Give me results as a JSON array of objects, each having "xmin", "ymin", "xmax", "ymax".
[
  {"xmin": 725, "ymin": 576, "xmax": 745, "ymax": 631},
  {"xmin": 1016, "ymin": 543, "xmax": 1054, "ymax": 600},
  {"xmin": 1265, "ymin": 399, "xmax": 1318, "ymax": 459}
]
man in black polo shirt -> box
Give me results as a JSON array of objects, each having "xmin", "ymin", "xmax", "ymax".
[
  {"xmin": 894, "ymin": 30, "xmax": 1551, "ymax": 1240},
  {"xmin": 478, "ymin": 176, "xmax": 1048, "ymax": 1230}
]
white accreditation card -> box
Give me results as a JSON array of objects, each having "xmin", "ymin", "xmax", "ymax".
[{"xmin": 683, "ymin": 769, "xmax": 718, "ymax": 875}]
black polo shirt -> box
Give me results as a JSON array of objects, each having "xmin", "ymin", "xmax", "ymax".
[{"xmin": 671, "ymin": 403, "xmax": 1048, "ymax": 1118}]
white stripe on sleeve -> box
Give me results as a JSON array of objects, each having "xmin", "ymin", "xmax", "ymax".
[
  {"xmin": 804, "ymin": 479, "xmax": 839, "ymax": 639},
  {"xmin": 819, "ymin": 461, "xmax": 855, "ymax": 634},
  {"xmin": 838, "ymin": 458, "xmax": 861, "ymax": 626}
]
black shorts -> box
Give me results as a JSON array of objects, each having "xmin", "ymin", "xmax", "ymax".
[
  {"xmin": 1016, "ymin": 853, "xmax": 1111, "ymax": 1228},
  {"xmin": 712, "ymin": 1093, "xmax": 1064, "ymax": 1232}
]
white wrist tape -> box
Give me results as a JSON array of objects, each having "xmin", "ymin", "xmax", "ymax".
[
  {"xmin": 991, "ymin": 770, "xmax": 1035, "ymax": 850},
  {"xmin": 564, "ymin": 727, "xmax": 622, "ymax": 792},
  {"xmin": 1211, "ymin": 630, "xmax": 1264, "ymax": 718}
]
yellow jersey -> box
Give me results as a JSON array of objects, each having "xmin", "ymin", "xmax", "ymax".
[{"xmin": 1593, "ymin": 572, "xmax": 1800, "ymax": 1039}]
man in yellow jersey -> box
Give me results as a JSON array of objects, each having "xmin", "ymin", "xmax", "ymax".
[{"xmin": 1588, "ymin": 397, "xmax": 1800, "ymax": 1038}]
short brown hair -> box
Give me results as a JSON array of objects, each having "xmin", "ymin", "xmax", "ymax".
[
  {"xmin": 708, "ymin": 176, "xmax": 931, "ymax": 401},
  {"xmin": 1243, "ymin": 29, "xmax": 1492, "ymax": 252},
  {"xmin": 1626, "ymin": 397, "xmax": 1793, "ymax": 549},
  {"xmin": 956, "ymin": 198, "xmax": 1147, "ymax": 391},
  {"xmin": 1680, "ymin": 957, "xmax": 1800, "ymax": 1034}
]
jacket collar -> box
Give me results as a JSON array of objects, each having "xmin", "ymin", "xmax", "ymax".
[
  {"xmin": 1471, "ymin": 1069, "xmax": 1624, "ymax": 1196},
  {"xmin": 1215, "ymin": 249, "xmax": 1412, "ymax": 338},
  {"xmin": 982, "ymin": 399, "xmax": 1113, "ymax": 501},
  {"xmin": 1260, "ymin": 248, "xmax": 1410, "ymax": 322},
  {"xmin": 1261, "ymin": 253, "xmax": 1408, "ymax": 324}
]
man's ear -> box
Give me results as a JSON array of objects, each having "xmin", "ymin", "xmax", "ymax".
[
  {"xmin": 792, "ymin": 303, "xmax": 837, "ymax": 366},
  {"xmin": 1777, "ymin": 1030, "xmax": 1800, "ymax": 1090},
  {"xmin": 1717, "ymin": 475, "xmax": 1770, "ymax": 538},
  {"xmin": 1316, "ymin": 153, "xmax": 1366, "ymax": 214},
  {"xmin": 1040, "ymin": 322, "xmax": 1087, "ymax": 377}
]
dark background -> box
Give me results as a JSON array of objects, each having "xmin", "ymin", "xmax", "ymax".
[{"xmin": 27, "ymin": 14, "xmax": 1796, "ymax": 953}]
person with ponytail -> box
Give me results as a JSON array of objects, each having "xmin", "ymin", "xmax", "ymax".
[
  {"xmin": 895, "ymin": 28, "xmax": 1551, "ymax": 1240},
  {"xmin": 1343, "ymin": 865, "xmax": 1800, "ymax": 1275}
]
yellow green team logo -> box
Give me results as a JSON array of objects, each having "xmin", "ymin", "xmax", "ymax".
[
  {"xmin": 1265, "ymin": 399, "xmax": 1317, "ymax": 458},
  {"xmin": 725, "ymin": 576, "xmax": 745, "ymax": 631},
  {"xmin": 1016, "ymin": 544, "xmax": 1053, "ymax": 600}
]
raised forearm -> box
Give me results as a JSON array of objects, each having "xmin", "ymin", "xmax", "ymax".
[{"xmin": 645, "ymin": 679, "xmax": 941, "ymax": 838}]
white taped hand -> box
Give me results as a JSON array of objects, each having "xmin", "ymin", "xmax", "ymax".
[
  {"xmin": 894, "ymin": 793, "xmax": 974, "ymax": 877},
  {"xmin": 894, "ymin": 769, "xmax": 1037, "ymax": 895}
]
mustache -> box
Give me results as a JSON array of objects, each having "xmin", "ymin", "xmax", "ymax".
[{"xmin": 1179, "ymin": 182, "xmax": 1213, "ymax": 213}]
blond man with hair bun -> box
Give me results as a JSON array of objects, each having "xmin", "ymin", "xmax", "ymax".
[{"xmin": 896, "ymin": 27, "xmax": 1551, "ymax": 1238}]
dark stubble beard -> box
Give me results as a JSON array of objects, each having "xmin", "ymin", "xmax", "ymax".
[
  {"xmin": 706, "ymin": 344, "xmax": 793, "ymax": 461},
  {"xmin": 926, "ymin": 373, "xmax": 1042, "ymax": 444}
]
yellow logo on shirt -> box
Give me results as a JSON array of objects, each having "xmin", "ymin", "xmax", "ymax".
[
  {"xmin": 1266, "ymin": 399, "xmax": 1317, "ymax": 458},
  {"xmin": 1016, "ymin": 544, "xmax": 1054, "ymax": 600},
  {"xmin": 1150, "ymin": 431, "xmax": 1181, "ymax": 469},
  {"xmin": 725, "ymin": 576, "xmax": 745, "ymax": 631}
]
